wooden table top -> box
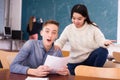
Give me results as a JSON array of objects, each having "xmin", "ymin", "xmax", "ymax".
[
  {"xmin": 7, "ymin": 73, "xmax": 120, "ymax": 80},
  {"xmin": 0, "ymin": 68, "xmax": 120, "ymax": 80}
]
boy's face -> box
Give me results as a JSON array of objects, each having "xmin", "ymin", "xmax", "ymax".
[{"xmin": 40, "ymin": 23, "xmax": 58, "ymax": 46}]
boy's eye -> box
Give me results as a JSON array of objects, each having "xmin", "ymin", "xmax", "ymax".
[
  {"xmin": 52, "ymin": 32, "xmax": 57, "ymax": 34},
  {"xmin": 45, "ymin": 30, "xmax": 49, "ymax": 33}
]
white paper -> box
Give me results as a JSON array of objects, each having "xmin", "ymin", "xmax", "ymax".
[
  {"xmin": 44, "ymin": 55, "xmax": 69, "ymax": 73},
  {"xmin": 25, "ymin": 76, "xmax": 49, "ymax": 80},
  {"xmin": 108, "ymin": 44, "xmax": 120, "ymax": 58}
]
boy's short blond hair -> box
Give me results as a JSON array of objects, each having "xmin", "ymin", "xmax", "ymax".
[{"xmin": 42, "ymin": 20, "xmax": 59, "ymax": 29}]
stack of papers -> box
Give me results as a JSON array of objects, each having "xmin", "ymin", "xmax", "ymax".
[
  {"xmin": 44, "ymin": 55, "xmax": 69, "ymax": 73},
  {"xmin": 25, "ymin": 76, "xmax": 49, "ymax": 80}
]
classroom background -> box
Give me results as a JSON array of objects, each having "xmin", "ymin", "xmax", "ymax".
[{"xmin": 0, "ymin": 0, "xmax": 120, "ymax": 43}]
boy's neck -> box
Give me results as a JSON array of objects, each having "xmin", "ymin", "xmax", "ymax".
[{"xmin": 44, "ymin": 45, "xmax": 52, "ymax": 52}]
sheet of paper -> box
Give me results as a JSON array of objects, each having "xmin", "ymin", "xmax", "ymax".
[
  {"xmin": 25, "ymin": 76, "xmax": 49, "ymax": 80},
  {"xmin": 108, "ymin": 44, "xmax": 120, "ymax": 58},
  {"xmin": 44, "ymin": 55, "xmax": 69, "ymax": 73}
]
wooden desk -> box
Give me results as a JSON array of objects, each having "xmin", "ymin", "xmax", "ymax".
[
  {"xmin": 8, "ymin": 73, "xmax": 120, "ymax": 80},
  {"xmin": 0, "ymin": 39, "xmax": 25, "ymax": 51},
  {"xmin": 0, "ymin": 39, "xmax": 12, "ymax": 50}
]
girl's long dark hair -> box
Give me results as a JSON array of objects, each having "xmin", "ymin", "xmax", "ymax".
[{"xmin": 71, "ymin": 4, "xmax": 98, "ymax": 27}]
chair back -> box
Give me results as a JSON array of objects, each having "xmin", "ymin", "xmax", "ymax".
[
  {"xmin": 75, "ymin": 65, "xmax": 120, "ymax": 79},
  {"xmin": 0, "ymin": 68, "xmax": 9, "ymax": 80},
  {"xmin": 62, "ymin": 51, "xmax": 69, "ymax": 57},
  {"xmin": 113, "ymin": 52, "xmax": 120, "ymax": 63},
  {"xmin": 0, "ymin": 50, "xmax": 18, "ymax": 69}
]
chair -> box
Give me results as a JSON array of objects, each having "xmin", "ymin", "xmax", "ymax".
[
  {"xmin": 4, "ymin": 27, "xmax": 12, "ymax": 39},
  {"xmin": 62, "ymin": 50, "xmax": 69, "ymax": 57},
  {"xmin": 0, "ymin": 50, "xmax": 18, "ymax": 69},
  {"xmin": 75, "ymin": 65, "xmax": 120, "ymax": 79},
  {"xmin": 0, "ymin": 68, "xmax": 9, "ymax": 80},
  {"xmin": 12, "ymin": 30, "xmax": 22, "ymax": 40},
  {"xmin": 113, "ymin": 52, "xmax": 120, "ymax": 63}
]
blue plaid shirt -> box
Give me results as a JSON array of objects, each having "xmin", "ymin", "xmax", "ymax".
[{"xmin": 10, "ymin": 40, "xmax": 62, "ymax": 74}]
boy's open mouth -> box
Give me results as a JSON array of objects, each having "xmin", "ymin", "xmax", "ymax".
[{"xmin": 47, "ymin": 39, "xmax": 51, "ymax": 42}]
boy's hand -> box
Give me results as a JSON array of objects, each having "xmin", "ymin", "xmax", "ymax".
[
  {"xmin": 27, "ymin": 65, "xmax": 51, "ymax": 77},
  {"xmin": 55, "ymin": 66, "xmax": 70, "ymax": 75}
]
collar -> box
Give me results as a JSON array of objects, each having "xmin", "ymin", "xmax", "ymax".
[
  {"xmin": 39, "ymin": 40, "xmax": 54, "ymax": 52},
  {"xmin": 72, "ymin": 22, "xmax": 88, "ymax": 31}
]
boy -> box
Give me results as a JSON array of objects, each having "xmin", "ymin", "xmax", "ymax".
[{"xmin": 10, "ymin": 20, "xmax": 69, "ymax": 77}]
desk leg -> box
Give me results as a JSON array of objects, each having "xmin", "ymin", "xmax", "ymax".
[{"xmin": 10, "ymin": 39, "xmax": 12, "ymax": 51}]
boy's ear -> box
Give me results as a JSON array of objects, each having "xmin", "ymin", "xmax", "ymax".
[{"xmin": 40, "ymin": 30, "xmax": 43, "ymax": 36}]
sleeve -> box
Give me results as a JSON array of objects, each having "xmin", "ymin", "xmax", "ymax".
[
  {"xmin": 94, "ymin": 27, "xmax": 106, "ymax": 47},
  {"xmin": 10, "ymin": 40, "xmax": 33, "ymax": 74},
  {"xmin": 54, "ymin": 49, "xmax": 63, "ymax": 57},
  {"xmin": 54, "ymin": 27, "xmax": 69, "ymax": 49}
]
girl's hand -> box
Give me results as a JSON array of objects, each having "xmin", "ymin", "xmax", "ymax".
[
  {"xmin": 54, "ymin": 45, "xmax": 61, "ymax": 51},
  {"xmin": 104, "ymin": 40, "xmax": 116, "ymax": 46}
]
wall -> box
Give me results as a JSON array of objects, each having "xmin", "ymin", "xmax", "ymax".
[
  {"xmin": 9, "ymin": 0, "xmax": 22, "ymax": 30},
  {"xmin": 0, "ymin": 0, "xmax": 23, "ymax": 50},
  {"xmin": 1, "ymin": 0, "xmax": 120, "ymax": 42},
  {"xmin": 117, "ymin": 0, "xmax": 120, "ymax": 44},
  {"xmin": 22, "ymin": 0, "xmax": 118, "ymax": 40},
  {"xmin": 0, "ymin": 0, "xmax": 5, "ymax": 34},
  {"xmin": 1, "ymin": 0, "xmax": 22, "ymax": 34}
]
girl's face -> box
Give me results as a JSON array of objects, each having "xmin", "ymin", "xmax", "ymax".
[
  {"xmin": 33, "ymin": 17, "xmax": 36, "ymax": 22},
  {"xmin": 72, "ymin": 12, "xmax": 86, "ymax": 28}
]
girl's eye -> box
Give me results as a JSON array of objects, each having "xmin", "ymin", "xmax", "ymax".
[
  {"xmin": 72, "ymin": 17, "xmax": 75, "ymax": 20},
  {"xmin": 72, "ymin": 17, "xmax": 82, "ymax": 21},
  {"xmin": 78, "ymin": 18, "xmax": 82, "ymax": 20}
]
